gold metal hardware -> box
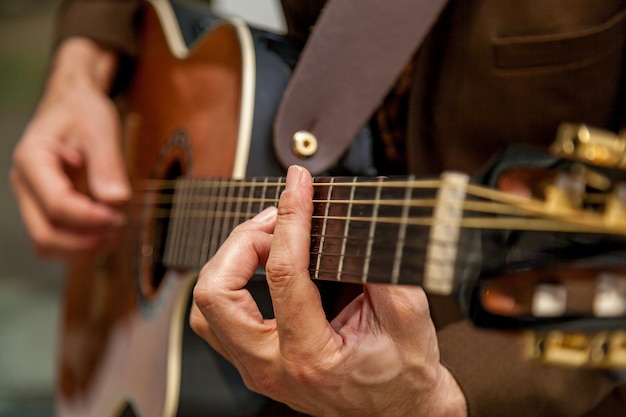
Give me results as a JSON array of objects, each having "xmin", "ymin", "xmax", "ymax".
[
  {"xmin": 527, "ymin": 330, "xmax": 626, "ymax": 369},
  {"xmin": 604, "ymin": 183, "xmax": 626, "ymax": 227},
  {"xmin": 594, "ymin": 274, "xmax": 626, "ymax": 317},
  {"xmin": 544, "ymin": 172, "xmax": 585, "ymax": 212},
  {"xmin": 292, "ymin": 130, "xmax": 319, "ymax": 158},
  {"xmin": 551, "ymin": 123, "xmax": 626, "ymax": 169}
]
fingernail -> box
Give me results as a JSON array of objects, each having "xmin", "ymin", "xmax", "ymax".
[
  {"xmin": 285, "ymin": 165, "xmax": 303, "ymax": 191},
  {"xmin": 98, "ymin": 180, "xmax": 131, "ymax": 202},
  {"xmin": 251, "ymin": 206, "xmax": 277, "ymax": 223}
]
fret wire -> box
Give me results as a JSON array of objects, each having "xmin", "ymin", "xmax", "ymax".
[
  {"xmin": 208, "ymin": 179, "xmax": 226, "ymax": 259},
  {"xmin": 160, "ymin": 182, "xmax": 174, "ymax": 267},
  {"xmin": 199, "ymin": 179, "xmax": 214, "ymax": 263},
  {"xmin": 260, "ymin": 177, "xmax": 269, "ymax": 215},
  {"xmin": 392, "ymin": 175, "xmax": 414, "ymax": 285},
  {"xmin": 315, "ymin": 178, "xmax": 335, "ymax": 280},
  {"xmin": 245, "ymin": 178, "xmax": 257, "ymax": 221},
  {"xmin": 198, "ymin": 179, "xmax": 212, "ymax": 266},
  {"xmin": 218, "ymin": 180, "xmax": 237, "ymax": 256},
  {"xmin": 186, "ymin": 178, "xmax": 200, "ymax": 266},
  {"xmin": 193, "ymin": 179, "xmax": 209, "ymax": 267},
  {"xmin": 232, "ymin": 179, "xmax": 246, "ymax": 246},
  {"xmin": 362, "ymin": 178, "xmax": 384, "ymax": 283},
  {"xmin": 175, "ymin": 178, "xmax": 191, "ymax": 267},
  {"xmin": 337, "ymin": 177, "xmax": 358, "ymax": 282},
  {"xmin": 274, "ymin": 176, "xmax": 285, "ymax": 206},
  {"xmin": 163, "ymin": 179, "xmax": 178, "ymax": 266}
]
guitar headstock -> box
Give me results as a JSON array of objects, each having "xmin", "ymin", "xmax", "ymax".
[{"xmin": 457, "ymin": 124, "xmax": 626, "ymax": 368}]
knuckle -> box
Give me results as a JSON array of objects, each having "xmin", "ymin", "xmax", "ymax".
[
  {"xmin": 192, "ymin": 284, "xmax": 211, "ymax": 309},
  {"xmin": 265, "ymin": 256, "xmax": 297, "ymax": 288},
  {"xmin": 247, "ymin": 372, "xmax": 281, "ymax": 398},
  {"xmin": 188, "ymin": 306, "xmax": 206, "ymax": 336},
  {"xmin": 192, "ymin": 280, "xmax": 220, "ymax": 312},
  {"xmin": 44, "ymin": 198, "xmax": 67, "ymax": 223},
  {"xmin": 282, "ymin": 357, "xmax": 325, "ymax": 387}
]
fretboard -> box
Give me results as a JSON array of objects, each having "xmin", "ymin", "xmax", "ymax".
[{"xmin": 162, "ymin": 173, "xmax": 471, "ymax": 294}]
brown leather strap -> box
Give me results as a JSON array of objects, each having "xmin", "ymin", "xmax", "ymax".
[{"xmin": 274, "ymin": 0, "xmax": 449, "ymax": 174}]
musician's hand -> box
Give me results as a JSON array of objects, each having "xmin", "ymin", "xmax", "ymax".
[
  {"xmin": 191, "ymin": 165, "xmax": 467, "ymax": 417},
  {"xmin": 10, "ymin": 38, "xmax": 131, "ymax": 260}
]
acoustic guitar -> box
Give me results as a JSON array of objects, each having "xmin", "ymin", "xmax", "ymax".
[{"xmin": 56, "ymin": 0, "xmax": 626, "ymax": 416}]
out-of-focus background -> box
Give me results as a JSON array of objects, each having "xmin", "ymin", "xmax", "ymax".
[
  {"xmin": 0, "ymin": 1, "xmax": 283, "ymax": 415},
  {"xmin": 0, "ymin": 1, "xmax": 64, "ymax": 415}
]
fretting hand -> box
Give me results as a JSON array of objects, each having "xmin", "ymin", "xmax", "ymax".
[{"xmin": 191, "ymin": 165, "xmax": 467, "ymax": 417}]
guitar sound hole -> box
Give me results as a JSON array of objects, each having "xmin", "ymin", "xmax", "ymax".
[
  {"xmin": 119, "ymin": 404, "xmax": 138, "ymax": 417},
  {"xmin": 140, "ymin": 161, "xmax": 183, "ymax": 298}
]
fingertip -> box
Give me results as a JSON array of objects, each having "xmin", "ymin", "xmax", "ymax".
[
  {"xmin": 285, "ymin": 165, "xmax": 305, "ymax": 191},
  {"xmin": 285, "ymin": 165, "xmax": 313, "ymax": 192},
  {"xmin": 92, "ymin": 177, "xmax": 132, "ymax": 205}
]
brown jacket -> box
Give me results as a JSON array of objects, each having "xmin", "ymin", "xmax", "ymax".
[{"xmin": 55, "ymin": 0, "xmax": 626, "ymax": 416}]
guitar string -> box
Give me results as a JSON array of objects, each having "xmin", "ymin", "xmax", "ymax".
[
  {"xmin": 123, "ymin": 196, "xmax": 620, "ymax": 235},
  {"xmin": 129, "ymin": 178, "xmax": 613, "ymax": 210}
]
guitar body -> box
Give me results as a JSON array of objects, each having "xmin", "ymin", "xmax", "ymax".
[
  {"xmin": 57, "ymin": 1, "xmax": 297, "ymax": 416},
  {"xmin": 56, "ymin": 1, "xmax": 626, "ymax": 415}
]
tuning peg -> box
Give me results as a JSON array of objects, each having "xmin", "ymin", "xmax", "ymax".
[
  {"xmin": 593, "ymin": 273, "xmax": 626, "ymax": 317},
  {"xmin": 551, "ymin": 123, "xmax": 626, "ymax": 169},
  {"xmin": 527, "ymin": 331, "xmax": 626, "ymax": 369},
  {"xmin": 544, "ymin": 172, "xmax": 585, "ymax": 212},
  {"xmin": 604, "ymin": 183, "xmax": 626, "ymax": 227},
  {"xmin": 527, "ymin": 331, "xmax": 591, "ymax": 367},
  {"xmin": 532, "ymin": 282, "xmax": 567, "ymax": 317}
]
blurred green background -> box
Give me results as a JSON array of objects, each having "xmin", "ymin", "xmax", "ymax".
[{"xmin": 0, "ymin": 1, "xmax": 73, "ymax": 415}]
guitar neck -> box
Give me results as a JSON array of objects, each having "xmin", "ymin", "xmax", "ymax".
[{"xmin": 161, "ymin": 173, "xmax": 473, "ymax": 293}]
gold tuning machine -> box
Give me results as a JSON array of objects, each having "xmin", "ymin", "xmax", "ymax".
[
  {"xmin": 604, "ymin": 182, "xmax": 626, "ymax": 227},
  {"xmin": 527, "ymin": 330, "xmax": 626, "ymax": 369},
  {"xmin": 544, "ymin": 171, "xmax": 586, "ymax": 212},
  {"xmin": 551, "ymin": 123, "xmax": 626, "ymax": 170}
]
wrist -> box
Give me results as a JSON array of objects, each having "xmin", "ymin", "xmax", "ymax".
[
  {"xmin": 424, "ymin": 365, "xmax": 468, "ymax": 417},
  {"xmin": 49, "ymin": 37, "xmax": 119, "ymax": 93}
]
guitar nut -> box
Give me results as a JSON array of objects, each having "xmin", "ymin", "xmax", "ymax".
[{"xmin": 292, "ymin": 130, "xmax": 318, "ymax": 158}]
